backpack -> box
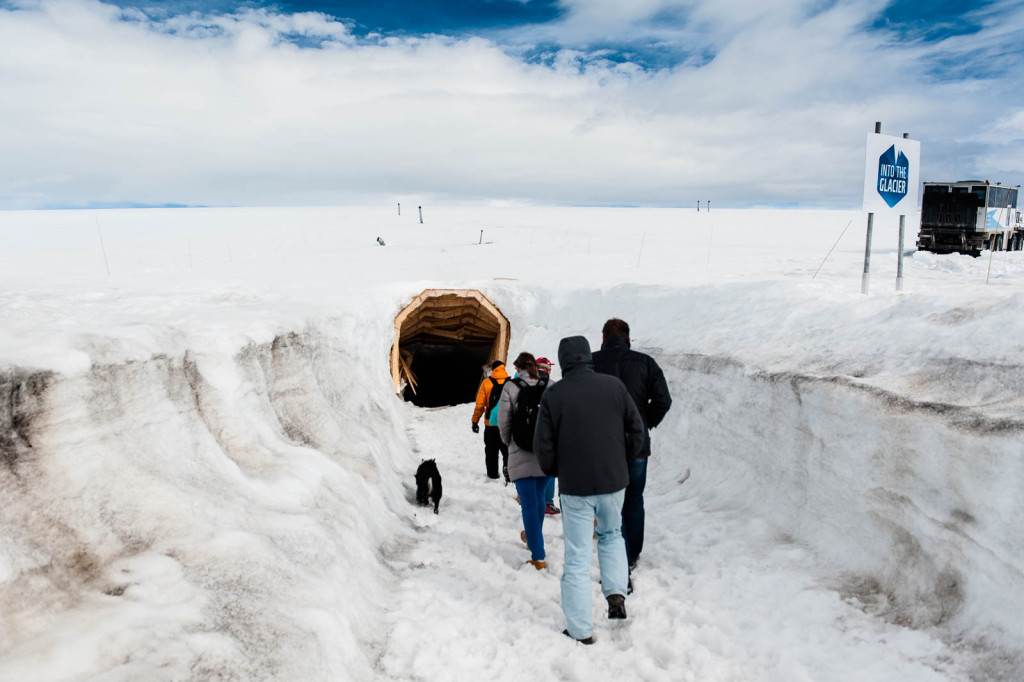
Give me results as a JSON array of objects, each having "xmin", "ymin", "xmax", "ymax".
[
  {"xmin": 509, "ymin": 376, "xmax": 548, "ymax": 450},
  {"xmin": 486, "ymin": 377, "xmax": 505, "ymax": 423}
]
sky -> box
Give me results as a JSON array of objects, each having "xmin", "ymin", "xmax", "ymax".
[
  {"xmin": 1, "ymin": 0, "xmax": 1023, "ymax": 210},
  {"xmin": 1, "ymin": 205, "xmax": 1022, "ymax": 679}
]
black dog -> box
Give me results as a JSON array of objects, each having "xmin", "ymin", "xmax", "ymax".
[{"xmin": 415, "ymin": 459, "xmax": 443, "ymax": 514}]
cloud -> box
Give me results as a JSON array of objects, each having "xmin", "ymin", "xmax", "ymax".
[{"xmin": 0, "ymin": 0, "xmax": 1022, "ymax": 209}]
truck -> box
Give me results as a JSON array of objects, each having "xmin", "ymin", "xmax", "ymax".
[{"xmin": 916, "ymin": 180, "xmax": 1023, "ymax": 257}]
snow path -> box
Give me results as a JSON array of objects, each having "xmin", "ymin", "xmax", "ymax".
[{"xmin": 375, "ymin": 401, "xmax": 969, "ymax": 681}]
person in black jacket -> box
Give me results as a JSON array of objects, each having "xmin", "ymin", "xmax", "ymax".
[
  {"xmin": 591, "ymin": 318, "xmax": 672, "ymax": 575},
  {"xmin": 535, "ymin": 336, "xmax": 645, "ymax": 644}
]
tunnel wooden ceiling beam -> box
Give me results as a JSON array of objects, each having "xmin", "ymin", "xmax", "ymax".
[{"xmin": 391, "ymin": 289, "xmax": 510, "ymax": 395}]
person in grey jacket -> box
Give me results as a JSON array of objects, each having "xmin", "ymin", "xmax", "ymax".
[
  {"xmin": 534, "ymin": 336, "xmax": 645, "ymax": 644},
  {"xmin": 498, "ymin": 352, "xmax": 551, "ymax": 570}
]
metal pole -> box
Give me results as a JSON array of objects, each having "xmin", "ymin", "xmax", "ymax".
[
  {"xmin": 986, "ymin": 241, "xmax": 996, "ymax": 285},
  {"xmin": 896, "ymin": 132, "xmax": 909, "ymax": 292},
  {"xmin": 398, "ymin": 203, "xmax": 401, "ymax": 215},
  {"xmin": 862, "ymin": 121, "xmax": 882, "ymax": 295},
  {"xmin": 862, "ymin": 212, "xmax": 874, "ymax": 294},
  {"xmin": 479, "ymin": 230, "xmax": 483, "ymax": 245},
  {"xmin": 418, "ymin": 206, "xmax": 423, "ymax": 224},
  {"xmin": 813, "ymin": 220, "xmax": 852, "ymax": 280},
  {"xmin": 95, "ymin": 217, "xmax": 110, "ymax": 276},
  {"xmin": 896, "ymin": 214, "xmax": 905, "ymax": 292}
]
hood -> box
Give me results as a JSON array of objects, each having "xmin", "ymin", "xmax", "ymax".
[
  {"xmin": 557, "ymin": 336, "xmax": 592, "ymax": 371},
  {"xmin": 490, "ymin": 364, "xmax": 509, "ymax": 381},
  {"xmin": 601, "ymin": 335, "xmax": 630, "ymax": 352}
]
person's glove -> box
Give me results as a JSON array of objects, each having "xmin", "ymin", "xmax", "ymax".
[{"xmin": 471, "ymin": 422, "xmax": 480, "ymax": 433}]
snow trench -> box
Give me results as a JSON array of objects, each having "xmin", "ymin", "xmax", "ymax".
[
  {"xmin": 0, "ymin": 330, "xmax": 413, "ymax": 681},
  {"xmin": 655, "ymin": 353, "xmax": 1024, "ymax": 648},
  {"xmin": 2, "ymin": 323, "xmax": 1022, "ymax": 679}
]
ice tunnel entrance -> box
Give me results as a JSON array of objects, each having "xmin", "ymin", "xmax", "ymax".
[{"xmin": 391, "ymin": 289, "xmax": 509, "ymax": 407}]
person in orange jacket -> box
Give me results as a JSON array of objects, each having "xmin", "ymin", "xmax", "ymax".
[{"xmin": 472, "ymin": 360, "xmax": 510, "ymax": 481}]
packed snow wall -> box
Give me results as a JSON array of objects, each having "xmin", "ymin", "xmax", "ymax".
[
  {"xmin": 2, "ymin": 276, "xmax": 1023, "ymax": 679},
  {"xmin": 0, "ymin": 327, "xmax": 414, "ymax": 681},
  {"xmin": 651, "ymin": 351, "xmax": 1024, "ymax": 661}
]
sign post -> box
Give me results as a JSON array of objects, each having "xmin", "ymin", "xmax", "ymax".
[
  {"xmin": 861, "ymin": 123, "xmax": 920, "ymax": 294},
  {"xmin": 896, "ymin": 133, "xmax": 910, "ymax": 292}
]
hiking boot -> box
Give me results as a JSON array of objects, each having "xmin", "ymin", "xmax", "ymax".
[
  {"xmin": 627, "ymin": 575, "xmax": 633, "ymax": 595},
  {"xmin": 545, "ymin": 503, "xmax": 561, "ymax": 515},
  {"xmin": 562, "ymin": 629, "xmax": 594, "ymax": 645},
  {"xmin": 520, "ymin": 530, "xmax": 528, "ymax": 545},
  {"xmin": 607, "ymin": 594, "xmax": 627, "ymax": 620},
  {"xmin": 526, "ymin": 559, "xmax": 546, "ymax": 570}
]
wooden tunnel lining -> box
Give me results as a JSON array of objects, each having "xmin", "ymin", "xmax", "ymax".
[{"xmin": 391, "ymin": 289, "xmax": 509, "ymax": 395}]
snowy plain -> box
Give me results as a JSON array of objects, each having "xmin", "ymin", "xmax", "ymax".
[{"xmin": 1, "ymin": 205, "xmax": 1022, "ymax": 681}]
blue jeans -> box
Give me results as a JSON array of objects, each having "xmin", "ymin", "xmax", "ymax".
[
  {"xmin": 515, "ymin": 477, "xmax": 550, "ymax": 561},
  {"xmin": 622, "ymin": 457, "xmax": 648, "ymax": 566},
  {"xmin": 560, "ymin": 490, "xmax": 628, "ymax": 640},
  {"xmin": 544, "ymin": 477, "xmax": 555, "ymax": 506}
]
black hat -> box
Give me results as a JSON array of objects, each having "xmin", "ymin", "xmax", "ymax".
[{"xmin": 491, "ymin": 360, "xmax": 505, "ymax": 369}]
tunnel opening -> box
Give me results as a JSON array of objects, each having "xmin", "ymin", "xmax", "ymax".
[{"xmin": 391, "ymin": 289, "xmax": 509, "ymax": 408}]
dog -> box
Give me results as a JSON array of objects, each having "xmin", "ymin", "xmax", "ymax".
[{"xmin": 415, "ymin": 459, "xmax": 443, "ymax": 514}]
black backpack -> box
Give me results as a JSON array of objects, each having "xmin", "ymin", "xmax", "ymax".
[
  {"xmin": 485, "ymin": 377, "xmax": 505, "ymax": 422},
  {"xmin": 509, "ymin": 376, "xmax": 548, "ymax": 450}
]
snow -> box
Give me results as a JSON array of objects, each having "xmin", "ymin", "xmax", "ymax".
[{"xmin": 1, "ymin": 205, "xmax": 1023, "ymax": 680}]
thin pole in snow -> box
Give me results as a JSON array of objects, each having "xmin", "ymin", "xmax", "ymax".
[
  {"xmin": 95, "ymin": 217, "xmax": 110, "ymax": 276},
  {"xmin": 813, "ymin": 220, "xmax": 852, "ymax": 279},
  {"xmin": 398, "ymin": 203, "xmax": 401, "ymax": 216},
  {"xmin": 418, "ymin": 206, "xmax": 423, "ymax": 224},
  {"xmin": 896, "ymin": 131, "xmax": 909, "ymax": 292},
  {"xmin": 479, "ymin": 230, "xmax": 483, "ymax": 245},
  {"xmin": 862, "ymin": 121, "xmax": 882, "ymax": 295},
  {"xmin": 986, "ymin": 239, "xmax": 996, "ymax": 285},
  {"xmin": 636, "ymin": 231, "xmax": 647, "ymax": 267},
  {"xmin": 697, "ymin": 200, "xmax": 700, "ymax": 212}
]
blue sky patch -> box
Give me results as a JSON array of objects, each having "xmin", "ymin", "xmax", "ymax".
[
  {"xmin": 103, "ymin": 0, "xmax": 562, "ymax": 35},
  {"xmin": 869, "ymin": 0, "xmax": 994, "ymax": 41}
]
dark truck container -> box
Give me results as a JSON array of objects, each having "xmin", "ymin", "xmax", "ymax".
[{"xmin": 917, "ymin": 181, "xmax": 1023, "ymax": 256}]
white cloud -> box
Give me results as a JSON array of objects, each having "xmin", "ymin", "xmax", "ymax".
[{"xmin": 0, "ymin": 0, "xmax": 1022, "ymax": 209}]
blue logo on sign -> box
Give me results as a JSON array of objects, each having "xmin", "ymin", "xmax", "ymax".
[
  {"xmin": 877, "ymin": 145, "xmax": 909, "ymax": 208},
  {"xmin": 987, "ymin": 210, "xmax": 1000, "ymax": 230}
]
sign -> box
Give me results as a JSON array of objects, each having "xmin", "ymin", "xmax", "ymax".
[{"xmin": 862, "ymin": 133, "xmax": 920, "ymax": 214}]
